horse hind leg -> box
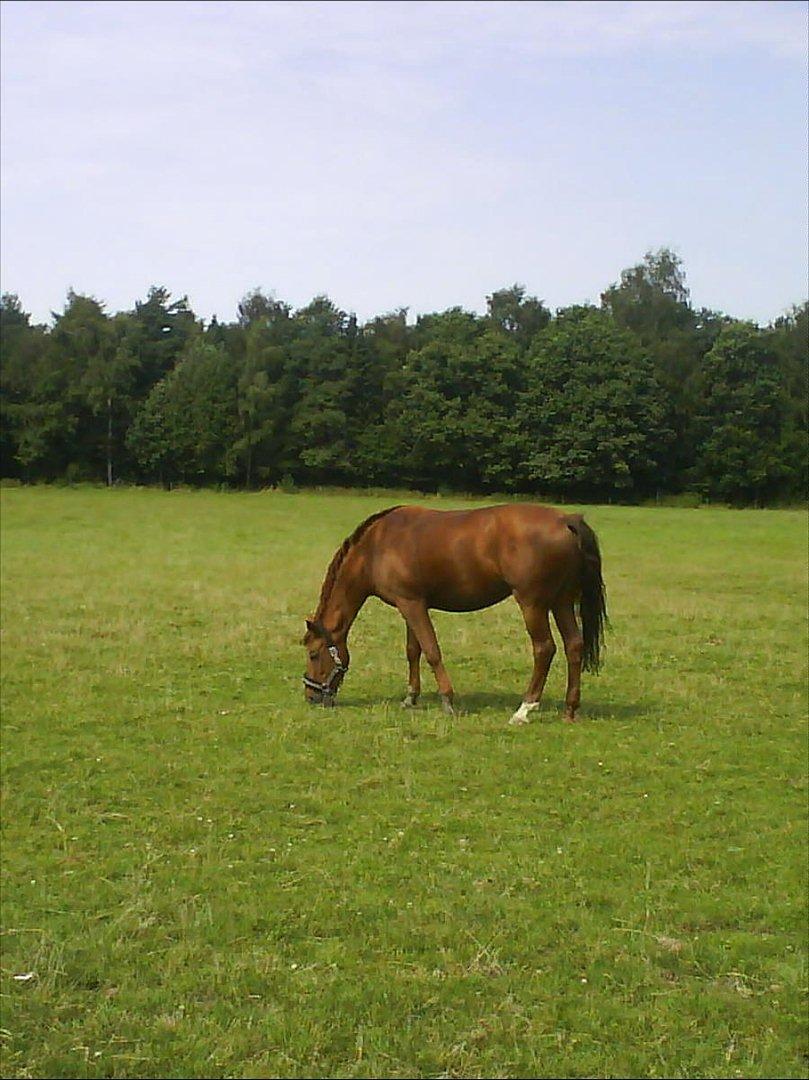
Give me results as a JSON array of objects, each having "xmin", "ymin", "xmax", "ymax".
[
  {"xmin": 510, "ymin": 597, "xmax": 556, "ymax": 725},
  {"xmin": 553, "ymin": 601, "xmax": 583, "ymax": 723},
  {"xmin": 402, "ymin": 623, "xmax": 422, "ymax": 707}
]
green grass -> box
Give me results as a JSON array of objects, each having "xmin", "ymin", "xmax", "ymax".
[{"xmin": 1, "ymin": 487, "xmax": 806, "ymax": 1079}]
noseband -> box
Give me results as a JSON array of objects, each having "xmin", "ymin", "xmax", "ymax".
[{"xmin": 303, "ymin": 628, "xmax": 349, "ymax": 699}]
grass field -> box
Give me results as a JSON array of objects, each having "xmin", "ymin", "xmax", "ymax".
[{"xmin": 1, "ymin": 486, "xmax": 806, "ymax": 1079}]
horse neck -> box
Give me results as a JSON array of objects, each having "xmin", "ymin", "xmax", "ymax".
[{"xmin": 319, "ymin": 544, "xmax": 370, "ymax": 640}]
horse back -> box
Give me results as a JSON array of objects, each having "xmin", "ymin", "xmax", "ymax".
[{"xmin": 368, "ymin": 504, "xmax": 580, "ymax": 611}]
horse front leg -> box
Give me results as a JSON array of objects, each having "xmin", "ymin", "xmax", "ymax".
[
  {"xmin": 402, "ymin": 623, "xmax": 422, "ymax": 707},
  {"xmin": 396, "ymin": 599, "xmax": 455, "ymax": 715},
  {"xmin": 510, "ymin": 597, "xmax": 556, "ymax": 725}
]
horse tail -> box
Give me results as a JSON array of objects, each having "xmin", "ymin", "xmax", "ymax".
[{"xmin": 566, "ymin": 515, "xmax": 608, "ymax": 673}]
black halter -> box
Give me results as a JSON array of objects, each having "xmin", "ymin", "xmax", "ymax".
[{"xmin": 303, "ymin": 624, "xmax": 348, "ymax": 699}]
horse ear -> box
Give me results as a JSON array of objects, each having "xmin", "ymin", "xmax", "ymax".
[{"xmin": 306, "ymin": 619, "xmax": 316, "ymax": 633}]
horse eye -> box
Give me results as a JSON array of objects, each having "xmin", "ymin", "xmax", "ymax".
[{"xmin": 309, "ymin": 651, "xmax": 318, "ymax": 660}]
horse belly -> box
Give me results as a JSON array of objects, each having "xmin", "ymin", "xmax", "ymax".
[
  {"xmin": 426, "ymin": 579, "xmax": 512, "ymax": 612},
  {"xmin": 419, "ymin": 532, "xmax": 510, "ymax": 611}
]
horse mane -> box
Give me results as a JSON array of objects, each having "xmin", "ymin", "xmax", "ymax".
[{"xmin": 313, "ymin": 505, "xmax": 402, "ymax": 621}]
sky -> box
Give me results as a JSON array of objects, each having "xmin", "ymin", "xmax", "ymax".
[{"xmin": 1, "ymin": 0, "xmax": 807, "ymax": 326}]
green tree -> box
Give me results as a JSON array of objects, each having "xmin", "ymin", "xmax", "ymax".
[
  {"xmin": 515, "ymin": 307, "xmax": 672, "ymax": 499},
  {"xmin": 349, "ymin": 310, "xmax": 411, "ymax": 486},
  {"xmin": 284, "ymin": 297, "xmax": 355, "ymax": 483},
  {"xmin": 601, "ymin": 249, "xmax": 728, "ymax": 491},
  {"xmin": 237, "ymin": 288, "xmax": 292, "ymax": 334},
  {"xmin": 79, "ymin": 313, "xmax": 140, "ymax": 485},
  {"xmin": 128, "ymin": 286, "xmax": 198, "ymax": 397},
  {"xmin": 8, "ymin": 290, "xmax": 120, "ymax": 481},
  {"xmin": 124, "ymin": 379, "xmax": 172, "ymax": 485},
  {"xmin": 48, "ymin": 291, "xmax": 124, "ymax": 481},
  {"xmin": 382, "ymin": 309, "xmax": 523, "ymax": 491},
  {"xmin": 232, "ymin": 323, "xmax": 290, "ymax": 487},
  {"xmin": 486, "ymin": 284, "xmax": 550, "ymax": 351},
  {"xmin": 769, "ymin": 302, "xmax": 808, "ymax": 500},
  {"xmin": 693, "ymin": 322, "xmax": 791, "ymax": 504},
  {"xmin": 127, "ymin": 339, "xmax": 238, "ymax": 484},
  {"xmin": 0, "ymin": 295, "xmax": 51, "ymax": 477},
  {"xmin": 601, "ymin": 248, "xmax": 692, "ymax": 338}
]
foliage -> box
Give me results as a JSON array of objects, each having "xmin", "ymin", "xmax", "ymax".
[
  {"xmin": 128, "ymin": 339, "xmax": 238, "ymax": 484},
  {"xmin": 1, "ymin": 256, "xmax": 805, "ymax": 503},
  {"xmin": 486, "ymin": 283, "xmax": 551, "ymax": 350},
  {"xmin": 769, "ymin": 302, "xmax": 809, "ymax": 499},
  {"xmin": 383, "ymin": 312, "xmax": 524, "ymax": 491},
  {"xmin": 601, "ymin": 247, "xmax": 692, "ymax": 339},
  {"xmin": 516, "ymin": 307, "xmax": 672, "ymax": 497},
  {"xmin": 693, "ymin": 322, "xmax": 792, "ymax": 504},
  {"xmin": 128, "ymin": 285, "xmax": 199, "ymax": 396}
]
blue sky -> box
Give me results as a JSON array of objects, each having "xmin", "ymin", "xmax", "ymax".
[{"xmin": 1, "ymin": 0, "xmax": 806, "ymax": 325}]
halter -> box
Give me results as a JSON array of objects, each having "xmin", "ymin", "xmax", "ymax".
[{"xmin": 303, "ymin": 637, "xmax": 349, "ymax": 699}]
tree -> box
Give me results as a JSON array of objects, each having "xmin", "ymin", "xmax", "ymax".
[
  {"xmin": 769, "ymin": 302, "xmax": 808, "ymax": 500},
  {"xmin": 128, "ymin": 286, "xmax": 198, "ymax": 398},
  {"xmin": 0, "ymin": 295, "xmax": 51, "ymax": 477},
  {"xmin": 11, "ymin": 290, "xmax": 115, "ymax": 481},
  {"xmin": 127, "ymin": 339, "xmax": 238, "ymax": 484},
  {"xmin": 48, "ymin": 291, "xmax": 137, "ymax": 483},
  {"xmin": 601, "ymin": 249, "xmax": 730, "ymax": 491},
  {"xmin": 237, "ymin": 288, "xmax": 292, "ymax": 333},
  {"xmin": 486, "ymin": 284, "xmax": 550, "ymax": 350},
  {"xmin": 232, "ymin": 322, "xmax": 289, "ymax": 487},
  {"xmin": 348, "ymin": 310, "xmax": 411, "ymax": 485},
  {"xmin": 601, "ymin": 248, "xmax": 692, "ymax": 339},
  {"xmin": 382, "ymin": 309, "xmax": 523, "ymax": 490},
  {"xmin": 1, "ymin": 272, "xmax": 802, "ymax": 504},
  {"xmin": 124, "ymin": 378, "xmax": 172, "ymax": 485},
  {"xmin": 286, "ymin": 297, "xmax": 354, "ymax": 483},
  {"xmin": 514, "ymin": 307, "xmax": 672, "ymax": 499},
  {"xmin": 693, "ymin": 322, "xmax": 791, "ymax": 504},
  {"xmin": 79, "ymin": 313, "xmax": 140, "ymax": 485}
]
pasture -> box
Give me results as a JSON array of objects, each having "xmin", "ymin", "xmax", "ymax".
[{"xmin": 1, "ymin": 487, "xmax": 806, "ymax": 1079}]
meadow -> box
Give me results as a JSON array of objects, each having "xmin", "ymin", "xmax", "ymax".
[{"xmin": 0, "ymin": 486, "xmax": 806, "ymax": 1079}]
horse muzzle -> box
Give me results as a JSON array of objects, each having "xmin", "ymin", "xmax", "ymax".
[
  {"xmin": 307, "ymin": 690, "xmax": 336, "ymax": 707},
  {"xmin": 303, "ymin": 677, "xmax": 340, "ymax": 707}
]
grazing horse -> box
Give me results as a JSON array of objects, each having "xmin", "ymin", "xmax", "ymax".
[{"xmin": 302, "ymin": 504, "xmax": 606, "ymax": 725}]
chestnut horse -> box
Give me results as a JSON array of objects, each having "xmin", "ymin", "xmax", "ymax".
[{"xmin": 302, "ymin": 504, "xmax": 606, "ymax": 725}]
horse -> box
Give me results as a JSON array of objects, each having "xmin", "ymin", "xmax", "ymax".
[{"xmin": 302, "ymin": 503, "xmax": 607, "ymax": 725}]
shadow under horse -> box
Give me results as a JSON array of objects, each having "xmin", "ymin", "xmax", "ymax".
[{"xmin": 302, "ymin": 503, "xmax": 607, "ymax": 725}]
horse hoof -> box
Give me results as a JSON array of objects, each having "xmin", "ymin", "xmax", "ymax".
[
  {"xmin": 509, "ymin": 702, "xmax": 538, "ymax": 726},
  {"xmin": 401, "ymin": 693, "xmax": 418, "ymax": 708},
  {"xmin": 440, "ymin": 695, "xmax": 455, "ymax": 716}
]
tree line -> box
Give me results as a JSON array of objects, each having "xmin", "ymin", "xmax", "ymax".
[{"xmin": 1, "ymin": 249, "xmax": 805, "ymax": 504}]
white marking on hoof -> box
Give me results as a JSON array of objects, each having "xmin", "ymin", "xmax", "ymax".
[
  {"xmin": 509, "ymin": 701, "xmax": 538, "ymax": 726},
  {"xmin": 401, "ymin": 691, "xmax": 418, "ymax": 708}
]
